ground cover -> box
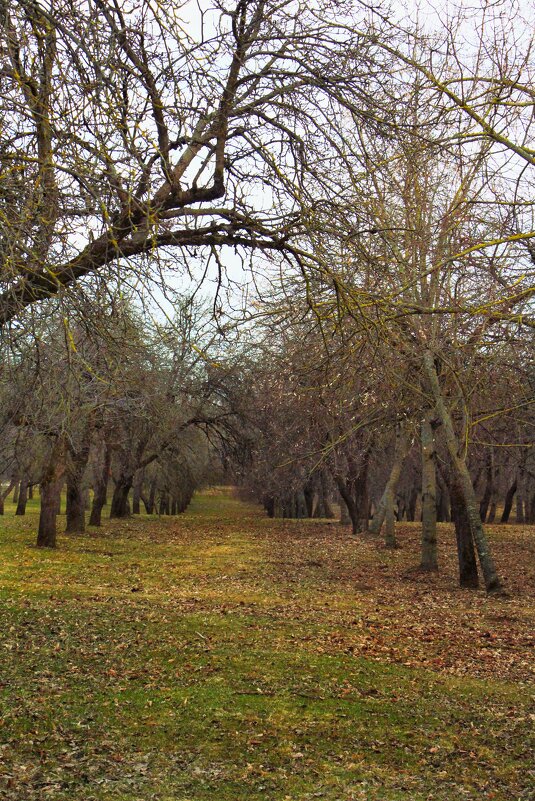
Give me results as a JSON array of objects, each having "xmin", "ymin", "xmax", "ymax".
[{"xmin": 0, "ymin": 490, "xmax": 533, "ymax": 800}]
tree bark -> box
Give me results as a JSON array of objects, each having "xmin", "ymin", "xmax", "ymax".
[
  {"xmin": 65, "ymin": 479, "xmax": 86, "ymax": 534},
  {"xmin": 132, "ymin": 472, "xmax": 142, "ymax": 515},
  {"xmin": 141, "ymin": 479, "xmax": 157, "ymax": 515},
  {"xmin": 334, "ymin": 477, "xmax": 359, "ymax": 535},
  {"xmin": 500, "ymin": 478, "xmax": 516, "ymax": 523},
  {"xmin": 89, "ymin": 442, "xmax": 111, "ymax": 526},
  {"xmin": 110, "ymin": 477, "xmax": 132, "ymax": 518},
  {"xmin": 0, "ymin": 477, "xmax": 16, "ymax": 514},
  {"xmin": 479, "ymin": 451, "xmax": 494, "ymax": 523},
  {"xmin": 423, "ymin": 350, "xmax": 503, "ymax": 594},
  {"xmin": 528, "ymin": 492, "xmax": 535, "ymax": 525},
  {"xmin": 158, "ymin": 491, "xmax": 169, "ymax": 516},
  {"xmin": 320, "ymin": 471, "xmax": 335, "ymax": 518},
  {"xmin": 407, "ymin": 488, "xmax": 418, "ymax": 522},
  {"xmin": 37, "ymin": 436, "xmax": 66, "ymax": 548},
  {"xmin": 435, "ymin": 467, "xmax": 450, "ymax": 522},
  {"xmin": 15, "ymin": 478, "xmax": 29, "ymax": 516},
  {"xmin": 516, "ymin": 492, "xmax": 525, "ymax": 524},
  {"xmin": 384, "ymin": 490, "xmax": 397, "ymax": 548},
  {"xmin": 420, "ymin": 413, "xmax": 438, "ymax": 571},
  {"xmin": 449, "ymin": 477, "xmax": 479, "ymax": 588},
  {"xmin": 303, "ymin": 482, "xmax": 315, "ymax": 518},
  {"xmin": 369, "ymin": 425, "xmax": 410, "ymax": 536},
  {"xmin": 65, "ymin": 425, "xmax": 93, "ymax": 534},
  {"xmin": 339, "ymin": 494, "xmax": 351, "ymax": 525}
]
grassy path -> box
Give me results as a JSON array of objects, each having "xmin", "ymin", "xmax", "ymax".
[{"xmin": 0, "ymin": 489, "xmax": 533, "ymax": 800}]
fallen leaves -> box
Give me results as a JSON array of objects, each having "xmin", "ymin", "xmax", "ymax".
[{"xmin": 0, "ymin": 492, "xmax": 533, "ymax": 800}]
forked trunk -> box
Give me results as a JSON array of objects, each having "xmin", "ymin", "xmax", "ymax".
[
  {"xmin": 423, "ymin": 351, "xmax": 503, "ymax": 594},
  {"xmin": 141, "ymin": 480, "xmax": 157, "ymax": 515},
  {"xmin": 110, "ymin": 478, "xmax": 132, "ymax": 518},
  {"xmin": 335, "ymin": 478, "xmax": 359, "ymax": 535},
  {"xmin": 369, "ymin": 425, "xmax": 410, "ymax": 536}
]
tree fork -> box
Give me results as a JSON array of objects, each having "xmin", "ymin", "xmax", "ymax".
[{"xmin": 423, "ymin": 350, "xmax": 504, "ymax": 594}]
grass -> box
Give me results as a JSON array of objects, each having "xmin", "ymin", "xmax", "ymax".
[{"xmin": 0, "ymin": 489, "xmax": 534, "ymax": 800}]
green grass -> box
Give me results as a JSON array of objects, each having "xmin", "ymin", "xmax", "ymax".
[{"xmin": 0, "ymin": 491, "xmax": 533, "ymax": 800}]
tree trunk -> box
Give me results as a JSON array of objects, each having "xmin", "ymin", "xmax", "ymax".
[
  {"xmin": 515, "ymin": 492, "xmax": 525, "ymax": 524},
  {"xmin": 65, "ymin": 425, "xmax": 94, "ymax": 534},
  {"xmin": 303, "ymin": 482, "xmax": 315, "ymax": 518},
  {"xmin": 15, "ymin": 479, "xmax": 28, "ymax": 516},
  {"xmin": 296, "ymin": 491, "xmax": 307, "ymax": 519},
  {"xmin": 500, "ymin": 478, "xmax": 517, "ymax": 523},
  {"xmin": 384, "ymin": 490, "xmax": 397, "ymax": 548},
  {"xmin": 423, "ymin": 350, "xmax": 503, "ymax": 594},
  {"xmin": 407, "ymin": 488, "xmax": 418, "ymax": 522},
  {"xmin": 420, "ymin": 413, "xmax": 438, "ymax": 571},
  {"xmin": 515, "ymin": 457, "xmax": 526, "ymax": 523},
  {"xmin": 132, "ymin": 473, "xmax": 142, "ymax": 515},
  {"xmin": 479, "ymin": 451, "xmax": 494, "ymax": 523},
  {"xmin": 110, "ymin": 477, "xmax": 132, "ymax": 518},
  {"xmin": 435, "ymin": 467, "xmax": 450, "ymax": 522},
  {"xmin": 339, "ymin": 494, "xmax": 351, "ymax": 525},
  {"xmin": 313, "ymin": 491, "xmax": 326, "ymax": 518},
  {"xmin": 158, "ymin": 491, "xmax": 169, "ymax": 516},
  {"xmin": 335, "ymin": 477, "xmax": 359, "ymax": 535},
  {"xmin": 369, "ymin": 425, "xmax": 410, "ymax": 536},
  {"xmin": 141, "ymin": 480, "xmax": 157, "ymax": 515},
  {"xmin": 65, "ymin": 479, "xmax": 85, "ymax": 534},
  {"xmin": 320, "ymin": 472, "xmax": 335, "ymax": 519},
  {"xmin": 89, "ymin": 442, "xmax": 111, "ymax": 526},
  {"xmin": 37, "ymin": 436, "xmax": 66, "ymax": 548},
  {"xmin": 450, "ymin": 477, "xmax": 479, "ymax": 588},
  {"xmin": 0, "ymin": 477, "xmax": 17, "ymax": 514}
]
